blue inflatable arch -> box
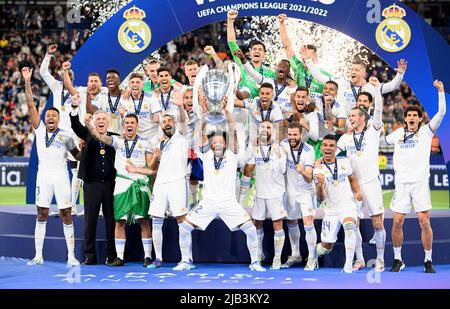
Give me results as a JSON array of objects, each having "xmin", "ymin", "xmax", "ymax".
[{"xmin": 26, "ymin": 0, "xmax": 450, "ymax": 203}]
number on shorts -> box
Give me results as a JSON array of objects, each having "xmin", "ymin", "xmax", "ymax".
[
  {"xmin": 322, "ymin": 220, "xmax": 331, "ymax": 231},
  {"xmin": 36, "ymin": 186, "xmax": 40, "ymax": 196},
  {"xmin": 192, "ymin": 204, "xmax": 203, "ymax": 214}
]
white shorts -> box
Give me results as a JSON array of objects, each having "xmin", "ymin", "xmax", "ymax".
[
  {"xmin": 188, "ymin": 199, "xmax": 251, "ymax": 231},
  {"xmin": 252, "ymin": 195, "xmax": 287, "ymax": 221},
  {"xmin": 35, "ymin": 170, "xmax": 71, "ymax": 210},
  {"xmin": 320, "ymin": 208, "xmax": 358, "ymax": 244},
  {"xmin": 390, "ymin": 179, "xmax": 432, "ymax": 214},
  {"xmin": 360, "ymin": 178, "xmax": 384, "ymax": 217},
  {"xmin": 286, "ymin": 192, "xmax": 316, "ymax": 220},
  {"xmin": 149, "ymin": 177, "xmax": 189, "ymax": 218}
]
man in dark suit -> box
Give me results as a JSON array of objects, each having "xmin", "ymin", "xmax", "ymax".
[{"xmin": 70, "ymin": 97, "xmax": 118, "ymax": 265}]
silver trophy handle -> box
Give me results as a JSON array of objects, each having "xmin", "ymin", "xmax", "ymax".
[{"xmin": 226, "ymin": 62, "xmax": 241, "ymax": 113}]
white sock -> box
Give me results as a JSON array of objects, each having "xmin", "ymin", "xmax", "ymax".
[
  {"xmin": 425, "ymin": 250, "xmax": 432, "ymax": 262},
  {"xmin": 239, "ymin": 176, "xmax": 251, "ymax": 205},
  {"xmin": 115, "ymin": 239, "xmax": 126, "ymax": 260},
  {"xmin": 142, "ymin": 238, "xmax": 153, "ymax": 259},
  {"xmin": 393, "ymin": 246, "xmax": 402, "ymax": 261},
  {"xmin": 179, "ymin": 222, "xmax": 194, "ymax": 262},
  {"xmin": 63, "ymin": 223, "xmax": 75, "ymax": 258},
  {"xmin": 287, "ymin": 223, "xmax": 301, "ymax": 257},
  {"xmin": 374, "ymin": 227, "xmax": 386, "ymax": 261},
  {"xmin": 355, "ymin": 226, "xmax": 364, "ymax": 261},
  {"xmin": 70, "ymin": 169, "xmax": 81, "ymax": 207},
  {"xmin": 189, "ymin": 184, "xmax": 198, "ymax": 205},
  {"xmin": 343, "ymin": 222, "xmax": 356, "ymax": 269},
  {"xmin": 34, "ymin": 220, "xmax": 47, "ymax": 259},
  {"xmin": 304, "ymin": 224, "xmax": 317, "ymax": 259},
  {"xmin": 256, "ymin": 227, "xmax": 264, "ymax": 258},
  {"xmin": 273, "ymin": 230, "xmax": 285, "ymax": 260},
  {"xmin": 152, "ymin": 217, "xmax": 164, "ymax": 261},
  {"xmin": 316, "ymin": 243, "xmax": 332, "ymax": 256},
  {"xmin": 240, "ymin": 221, "xmax": 258, "ymax": 264}
]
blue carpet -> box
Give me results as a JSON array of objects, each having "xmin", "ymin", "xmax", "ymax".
[{"xmin": 0, "ymin": 256, "xmax": 449, "ymax": 289}]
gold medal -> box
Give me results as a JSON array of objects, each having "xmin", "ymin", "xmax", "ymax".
[
  {"xmin": 100, "ymin": 149, "xmax": 106, "ymax": 155},
  {"xmin": 333, "ymin": 180, "xmax": 339, "ymax": 187},
  {"xmin": 356, "ymin": 150, "xmax": 362, "ymax": 157},
  {"xmin": 61, "ymin": 105, "xmax": 65, "ymax": 112},
  {"xmin": 214, "ymin": 169, "xmax": 219, "ymax": 175},
  {"xmin": 265, "ymin": 162, "xmax": 270, "ymax": 170},
  {"xmin": 111, "ymin": 114, "xmax": 117, "ymax": 119}
]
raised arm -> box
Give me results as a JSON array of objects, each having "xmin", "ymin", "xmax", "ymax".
[
  {"xmin": 61, "ymin": 62, "xmax": 78, "ymax": 96},
  {"xmin": 429, "ymin": 80, "xmax": 446, "ymax": 132},
  {"xmin": 381, "ymin": 59, "xmax": 407, "ymax": 94},
  {"xmin": 69, "ymin": 96, "xmax": 88, "ymax": 139},
  {"xmin": 315, "ymin": 164, "xmax": 326, "ymax": 201},
  {"xmin": 369, "ymin": 76, "xmax": 383, "ymax": 130},
  {"xmin": 225, "ymin": 109, "xmax": 239, "ymax": 154},
  {"xmin": 85, "ymin": 115, "xmax": 113, "ymax": 145},
  {"xmin": 85, "ymin": 89, "xmax": 99, "ymax": 115},
  {"xmin": 278, "ymin": 14, "xmax": 295, "ymax": 59},
  {"xmin": 125, "ymin": 152, "xmax": 157, "ymax": 176},
  {"xmin": 22, "ymin": 67, "xmax": 40, "ymax": 129},
  {"xmin": 227, "ymin": 10, "xmax": 238, "ymax": 43},
  {"xmin": 204, "ymin": 46, "xmax": 226, "ymax": 71},
  {"xmin": 303, "ymin": 46, "xmax": 332, "ymax": 85},
  {"xmin": 39, "ymin": 44, "xmax": 59, "ymax": 92}
]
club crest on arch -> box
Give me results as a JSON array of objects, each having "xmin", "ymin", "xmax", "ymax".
[
  {"xmin": 118, "ymin": 6, "xmax": 151, "ymax": 53},
  {"xmin": 375, "ymin": 4, "xmax": 411, "ymax": 53}
]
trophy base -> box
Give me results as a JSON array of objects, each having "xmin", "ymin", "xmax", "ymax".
[{"xmin": 205, "ymin": 113, "xmax": 226, "ymax": 124}]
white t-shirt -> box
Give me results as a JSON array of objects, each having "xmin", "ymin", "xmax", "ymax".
[
  {"xmin": 280, "ymin": 139, "xmax": 315, "ymax": 196},
  {"xmin": 337, "ymin": 124, "xmax": 382, "ymax": 184},
  {"xmin": 247, "ymin": 143, "xmax": 287, "ymax": 198},
  {"xmin": 385, "ymin": 125, "xmax": 434, "ymax": 183},
  {"xmin": 92, "ymin": 93, "xmax": 126, "ymax": 135},
  {"xmin": 121, "ymin": 92, "xmax": 161, "ymax": 139},
  {"xmin": 111, "ymin": 135, "xmax": 152, "ymax": 182},
  {"xmin": 199, "ymin": 149, "xmax": 239, "ymax": 201},
  {"xmin": 154, "ymin": 130, "xmax": 189, "ymax": 185},
  {"xmin": 35, "ymin": 121, "xmax": 76, "ymax": 172},
  {"xmin": 314, "ymin": 157, "xmax": 355, "ymax": 215}
]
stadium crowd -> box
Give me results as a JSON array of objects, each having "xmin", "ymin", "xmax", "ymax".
[{"xmin": 0, "ymin": 3, "xmax": 446, "ymax": 156}]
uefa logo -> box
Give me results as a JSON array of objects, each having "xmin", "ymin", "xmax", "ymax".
[
  {"xmin": 375, "ymin": 4, "xmax": 411, "ymax": 53},
  {"xmin": 118, "ymin": 6, "xmax": 152, "ymax": 53}
]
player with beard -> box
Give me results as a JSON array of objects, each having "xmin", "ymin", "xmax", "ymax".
[
  {"xmin": 302, "ymin": 50, "xmax": 407, "ymax": 114},
  {"xmin": 227, "ymin": 10, "xmax": 275, "ymax": 99},
  {"xmin": 23, "ymin": 67, "xmax": 81, "ymax": 266},
  {"xmin": 147, "ymin": 107, "xmax": 190, "ymax": 269},
  {"xmin": 337, "ymin": 77, "xmax": 386, "ymax": 272},
  {"xmin": 234, "ymin": 83, "xmax": 283, "ymax": 209},
  {"xmin": 278, "ymin": 14, "xmax": 331, "ymax": 98},
  {"xmin": 86, "ymin": 114, "xmax": 155, "ymax": 267},
  {"xmin": 314, "ymin": 135, "xmax": 363, "ymax": 273},
  {"xmin": 173, "ymin": 110, "xmax": 265, "ymax": 272},
  {"xmin": 143, "ymin": 59, "xmax": 181, "ymax": 92},
  {"xmin": 245, "ymin": 120, "xmax": 287, "ymax": 269},
  {"xmin": 119, "ymin": 73, "xmax": 162, "ymax": 147},
  {"xmin": 314, "ymin": 81, "xmax": 347, "ymax": 137},
  {"xmin": 280, "ymin": 122, "xmax": 318, "ymax": 270},
  {"xmin": 386, "ymin": 80, "xmax": 446, "ymax": 273},
  {"xmin": 86, "ymin": 69, "xmax": 124, "ymax": 135}
]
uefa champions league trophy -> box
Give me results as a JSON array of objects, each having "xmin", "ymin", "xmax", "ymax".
[{"xmin": 202, "ymin": 69, "xmax": 230, "ymax": 124}]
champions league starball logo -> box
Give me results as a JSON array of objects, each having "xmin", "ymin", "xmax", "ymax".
[
  {"xmin": 375, "ymin": 4, "xmax": 411, "ymax": 53},
  {"xmin": 118, "ymin": 6, "xmax": 151, "ymax": 53}
]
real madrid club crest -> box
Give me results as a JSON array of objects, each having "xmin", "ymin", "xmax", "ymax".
[
  {"xmin": 118, "ymin": 6, "xmax": 151, "ymax": 53},
  {"xmin": 376, "ymin": 4, "xmax": 411, "ymax": 52}
]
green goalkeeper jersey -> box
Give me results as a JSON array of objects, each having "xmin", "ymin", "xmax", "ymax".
[{"xmin": 290, "ymin": 55, "xmax": 332, "ymax": 96}]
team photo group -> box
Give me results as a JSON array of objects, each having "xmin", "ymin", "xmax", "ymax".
[{"xmin": 24, "ymin": 9, "xmax": 446, "ymax": 276}]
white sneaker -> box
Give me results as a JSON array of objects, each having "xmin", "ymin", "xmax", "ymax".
[
  {"xmin": 352, "ymin": 259, "xmax": 366, "ymax": 271},
  {"xmin": 67, "ymin": 256, "xmax": 80, "ymax": 267},
  {"xmin": 281, "ymin": 255, "xmax": 302, "ymax": 268},
  {"xmin": 173, "ymin": 261, "xmax": 196, "ymax": 271},
  {"xmin": 342, "ymin": 265, "xmax": 353, "ymax": 274},
  {"xmin": 375, "ymin": 259, "xmax": 385, "ymax": 272},
  {"xmin": 270, "ymin": 257, "xmax": 282, "ymax": 270},
  {"xmin": 27, "ymin": 257, "xmax": 44, "ymax": 265},
  {"xmin": 98, "ymin": 209, "xmax": 103, "ymax": 218},
  {"xmin": 249, "ymin": 262, "xmax": 266, "ymax": 272},
  {"xmin": 304, "ymin": 258, "xmax": 319, "ymax": 271}
]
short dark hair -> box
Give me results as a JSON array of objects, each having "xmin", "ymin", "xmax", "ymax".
[
  {"xmin": 157, "ymin": 67, "xmax": 171, "ymax": 75},
  {"xmin": 279, "ymin": 59, "xmax": 290, "ymax": 68},
  {"xmin": 325, "ymin": 80, "xmax": 339, "ymax": 90},
  {"xmin": 305, "ymin": 44, "xmax": 317, "ymax": 53},
  {"xmin": 88, "ymin": 72, "xmax": 101, "ymax": 79},
  {"xmin": 260, "ymin": 82, "xmax": 274, "ymax": 90},
  {"xmin": 129, "ymin": 72, "xmax": 143, "ymax": 80},
  {"xmin": 351, "ymin": 106, "xmax": 369, "ymax": 120},
  {"xmin": 352, "ymin": 60, "xmax": 368, "ymax": 72},
  {"xmin": 106, "ymin": 68, "xmax": 120, "ymax": 77},
  {"xmin": 357, "ymin": 91, "xmax": 373, "ymax": 103},
  {"xmin": 47, "ymin": 107, "xmax": 60, "ymax": 114},
  {"xmin": 404, "ymin": 105, "xmax": 423, "ymax": 118},
  {"xmin": 124, "ymin": 113, "xmax": 139, "ymax": 123},
  {"xmin": 287, "ymin": 122, "xmax": 302, "ymax": 132},
  {"xmin": 322, "ymin": 134, "xmax": 337, "ymax": 142},
  {"xmin": 249, "ymin": 40, "xmax": 266, "ymax": 52},
  {"xmin": 296, "ymin": 86, "xmax": 309, "ymax": 95}
]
